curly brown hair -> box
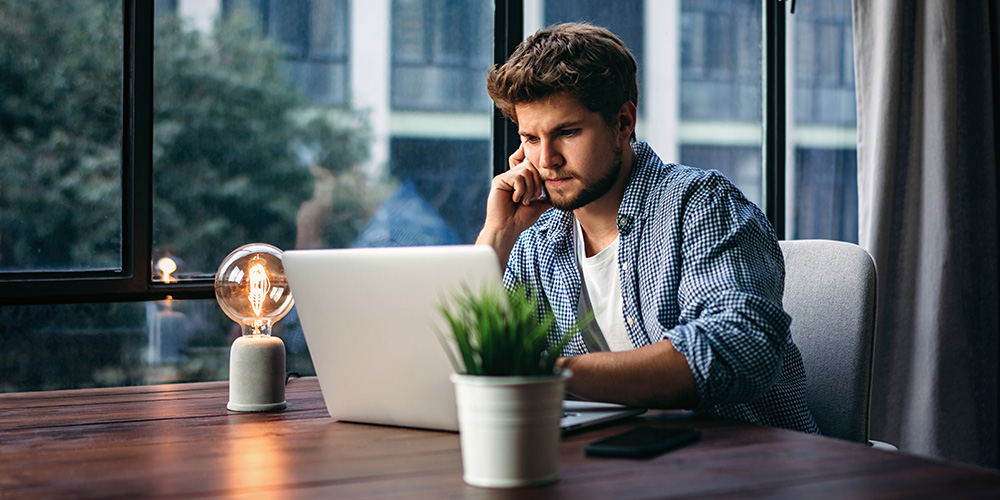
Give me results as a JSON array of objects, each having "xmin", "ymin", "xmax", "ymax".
[{"xmin": 486, "ymin": 22, "xmax": 638, "ymax": 141}]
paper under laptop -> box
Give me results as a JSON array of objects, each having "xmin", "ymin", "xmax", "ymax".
[{"xmin": 283, "ymin": 244, "xmax": 645, "ymax": 432}]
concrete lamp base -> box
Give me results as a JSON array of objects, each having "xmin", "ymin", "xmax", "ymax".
[{"xmin": 227, "ymin": 335, "xmax": 287, "ymax": 412}]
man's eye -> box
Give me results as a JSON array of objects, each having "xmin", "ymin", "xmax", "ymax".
[
  {"xmin": 524, "ymin": 136, "xmax": 539, "ymax": 144},
  {"xmin": 560, "ymin": 129, "xmax": 579, "ymax": 137}
]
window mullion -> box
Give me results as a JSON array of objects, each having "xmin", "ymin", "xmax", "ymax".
[
  {"xmin": 764, "ymin": 0, "xmax": 787, "ymax": 239},
  {"xmin": 128, "ymin": 0, "xmax": 152, "ymax": 296},
  {"xmin": 492, "ymin": 0, "xmax": 523, "ymax": 176}
]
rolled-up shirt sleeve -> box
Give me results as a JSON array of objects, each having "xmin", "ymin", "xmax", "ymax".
[{"xmin": 657, "ymin": 172, "xmax": 791, "ymax": 411}]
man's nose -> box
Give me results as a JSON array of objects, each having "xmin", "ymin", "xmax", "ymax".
[{"xmin": 537, "ymin": 140, "xmax": 564, "ymax": 170}]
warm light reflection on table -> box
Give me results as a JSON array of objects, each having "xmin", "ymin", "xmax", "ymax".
[{"xmin": 224, "ymin": 421, "xmax": 290, "ymax": 498}]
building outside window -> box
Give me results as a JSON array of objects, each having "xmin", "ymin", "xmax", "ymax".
[
  {"xmin": 224, "ymin": 0, "xmax": 351, "ymax": 106},
  {"xmin": 391, "ymin": 0, "xmax": 492, "ymax": 112}
]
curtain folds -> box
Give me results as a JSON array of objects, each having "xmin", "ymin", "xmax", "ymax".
[{"xmin": 852, "ymin": 0, "xmax": 999, "ymax": 467}]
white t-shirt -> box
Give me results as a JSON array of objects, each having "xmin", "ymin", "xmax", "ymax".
[{"xmin": 574, "ymin": 217, "xmax": 633, "ymax": 352}]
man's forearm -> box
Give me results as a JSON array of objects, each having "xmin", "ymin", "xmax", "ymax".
[
  {"xmin": 475, "ymin": 225, "xmax": 521, "ymax": 268},
  {"xmin": 555, "ymin": 339, "xmax": 700, "ymax": 409}
]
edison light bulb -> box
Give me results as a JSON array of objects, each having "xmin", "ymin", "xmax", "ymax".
[
  {"xmin": 215, "ymin": 243, "xmax": 294, "ymax": 337},
  {"xmin": 216, "ymin": 243, "xmax": 294, "ymax": 412}
]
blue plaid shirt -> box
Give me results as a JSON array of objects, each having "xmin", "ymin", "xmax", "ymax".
[{"xmin": 503, "ymin": 142, "xmax": 819, "ymax": 434}]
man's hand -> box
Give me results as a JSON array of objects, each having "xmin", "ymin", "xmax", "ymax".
[{"xmin": 476, "ymin": 144, "xmax": 552, "ymax": 265}]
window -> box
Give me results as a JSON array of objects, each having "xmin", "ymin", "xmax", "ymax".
[
  {"xmin": 0, "ymin": 0, "xmax": 124, "ymax": 273},
  {"xmin": 0, "ymin": 0, "xmax": 860, "ymax": 392}
]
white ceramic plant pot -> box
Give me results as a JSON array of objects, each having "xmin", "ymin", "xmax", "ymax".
[{"xmin": 450, "ymin": 370, "xmax": 571, "ymax": 488}]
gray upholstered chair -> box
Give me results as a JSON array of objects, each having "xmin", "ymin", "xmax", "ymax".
[{"xmin": 779, "ymin": 239, "xmax": 883, "ymax": 446}]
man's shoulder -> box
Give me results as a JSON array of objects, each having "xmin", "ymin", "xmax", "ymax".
[
  {"xmin": 532, "ymin": 207, "xmax": 571, "ymax": 231},
  {"xmin": 632, "ymin": 160, "xmax": 739, "ymax": 209},
  {"xmin": 631, "ymin": 142, "xmax": 733, "ymax": 192},
  {"xmin": 514, "ymin": 208, "xmax": 572, "ymax": 248}
]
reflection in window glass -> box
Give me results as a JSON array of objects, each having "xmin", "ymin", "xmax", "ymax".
[
  {"xmin": 383, "ymin": 138, "xmax": 490, "ymax": 245},
  {"xmin": 682, "ymin": 146, "xmax": 762, "ymax": 204},
  {"xmin": 0, "ymin": 0, "xmax": 124, "ymax": 272},
  {"xmin": 0, "ymin": 299, "xmax": 312, "ymax": 392},
  {"xmin": 788, "ymin": 0, "xmax": 858, "ymax": 242}
]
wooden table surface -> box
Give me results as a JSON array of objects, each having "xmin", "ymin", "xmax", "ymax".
[{"xmin": 3, "ymin": 376, "xmax": 999, "ymax": 499}]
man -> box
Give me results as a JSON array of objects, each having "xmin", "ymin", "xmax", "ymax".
[{"xmin": 476, "ymin": 22, "xmax": 818, "ymax": 434}]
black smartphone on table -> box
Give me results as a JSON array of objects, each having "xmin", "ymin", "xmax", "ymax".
[{"xmin": 585, "ymin": 425, "xmax": 701, "ymax": 458}]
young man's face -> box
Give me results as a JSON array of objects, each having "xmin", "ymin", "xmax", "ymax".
[{"xmin": 515, "ymin": 93, "xmax": 628, "ymax": 211}]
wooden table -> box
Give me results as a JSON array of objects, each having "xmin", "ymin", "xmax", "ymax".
[{"xmin": 3, "ymin": 377, "xmax": 999, "ymax": 499}]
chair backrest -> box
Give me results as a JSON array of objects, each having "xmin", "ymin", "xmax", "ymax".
[{"xmin": 779, "ymin": 239, "xmax": 877, "ymax": 443}]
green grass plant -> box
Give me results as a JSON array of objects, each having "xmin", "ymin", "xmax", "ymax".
[{"xmin": 438, "ymin": 285, "xmax": 576, "ymax": 377}]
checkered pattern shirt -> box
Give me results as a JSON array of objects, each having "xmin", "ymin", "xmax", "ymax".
[{"xmin": 503, "ymin": 142, "xmax": 819, "ymax": 434}]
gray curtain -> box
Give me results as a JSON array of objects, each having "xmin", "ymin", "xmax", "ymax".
[{"xmin": 852, "ymin": 0, "xmax": 999, "ymax": 467}]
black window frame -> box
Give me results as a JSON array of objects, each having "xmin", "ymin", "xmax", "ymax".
[{"xmin": 0, "ymin": 0, "xmax": 790, "ymax": 306}]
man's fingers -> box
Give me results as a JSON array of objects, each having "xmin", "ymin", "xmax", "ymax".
[
  {"xmin": 508, "ymin": 144, "xmax": 526, "ymax": 170},
  {"xmin": 513, "ymin": 170, "xmax": 540, "ymax": 204}
]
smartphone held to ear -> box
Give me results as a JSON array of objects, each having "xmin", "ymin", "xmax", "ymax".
[{"xmin": 585, "ymin": 425, "xmax": 701, "ymax": 458}]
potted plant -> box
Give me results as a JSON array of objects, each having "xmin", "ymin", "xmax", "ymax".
[{"xmin": 438, "ymin": 284, "xmax": 578, "ymax": 489}]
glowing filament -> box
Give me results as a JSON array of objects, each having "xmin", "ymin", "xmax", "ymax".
[{"xmin": 247, "ymin": 263, "xmax": 269, "ymax": 317}]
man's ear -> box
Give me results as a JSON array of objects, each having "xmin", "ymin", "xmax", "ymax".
[{"xmin": 616, "ymin": 101, "xmax": 637, "ymax": 140}]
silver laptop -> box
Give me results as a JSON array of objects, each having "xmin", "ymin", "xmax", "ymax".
[{"xmin": 283, "ymin": 244, "xmax": 644, "ymax": 432}]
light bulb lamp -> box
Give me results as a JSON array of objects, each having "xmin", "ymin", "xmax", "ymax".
[{"xmin": 215, "ymin": 243, "xmax": 295, "ymax": 412}]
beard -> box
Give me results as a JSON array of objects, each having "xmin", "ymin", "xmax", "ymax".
[{"xmin": 548, "ymin": 144, "xmax": 624, "ymax": 211}]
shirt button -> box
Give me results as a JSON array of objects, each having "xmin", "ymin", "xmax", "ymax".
[
  {"xmin": 627, "ymin": 317, "xmax": 635, "ymax": 326},
  {"xmin": 617, "ymin": 214, "xmax": 631, "ymax": 230}
]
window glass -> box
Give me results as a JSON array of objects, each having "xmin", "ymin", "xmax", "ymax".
[
  {"xmin": 391, "ymin": 0, "xmax": 493, "ymax": 111},
  {"xmin": 227, "ymin": 0, "xmax": 351, "ymax": 105},
  {"xmin": 680, "ymin": 0, "xmax": 762, "ymax": 204},
  {"xmin": 0, "ymin": 0, "xmax": 124, "ymax": 272},
  {"xmin": 0, "ymin": 299, "xmax": 312, "ymax": 392},
  {"xmin": 788, "ymin": 0, "xmax": 858, "ymax": 242},
  {"xmin": 152, "ymin": 1, "xmax": 369, "ymax": 280},
  {"xmin": 535, "ymin": 0, "xmax": 764, "ymax": 205},
  {"xmin": 383, "ymin": 0, "xmax": 493, "ymax": 249}
]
